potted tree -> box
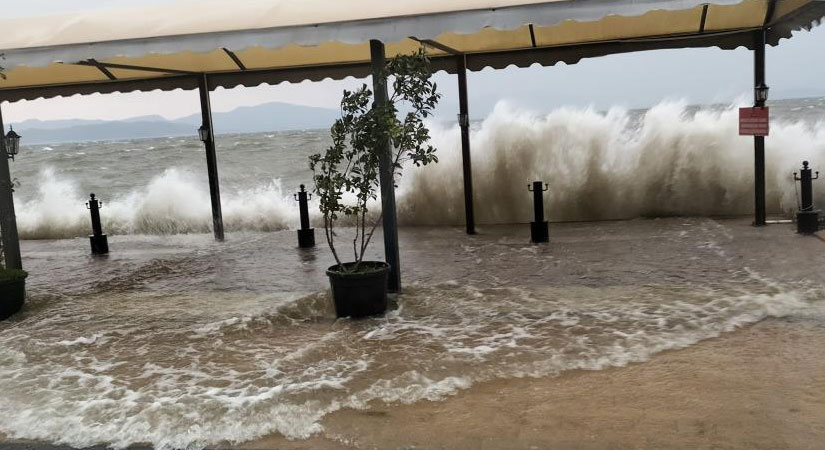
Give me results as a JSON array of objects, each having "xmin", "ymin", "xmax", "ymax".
[
  {"xmin": 0, "ymin": 232, "xmax": 27, "ymax": 321},
  {"xmin": 309, "ymin": 49, "xmax": 440, "ymax": 318}
]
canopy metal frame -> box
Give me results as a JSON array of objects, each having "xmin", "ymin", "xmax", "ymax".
[{"xmin": 0, "ymin": 24, "xmax": 804, "ymax": 103}]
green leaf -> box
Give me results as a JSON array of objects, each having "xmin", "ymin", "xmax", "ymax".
[{"xmin": 309, "ymin": 47, "xmax": 440, "ymax": 262}]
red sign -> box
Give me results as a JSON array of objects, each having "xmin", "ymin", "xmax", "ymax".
[{"xmin": 739, "ymin": 107, "xmax": 769, "ymax": 136}]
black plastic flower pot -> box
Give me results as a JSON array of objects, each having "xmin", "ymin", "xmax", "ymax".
[
  {"xmin": 326, "ymin": 261, "xmax": 389, "ymax": 318},
  {"xmin": 0, "ymin": 277, "xmax": 26, "ymax": 321}
]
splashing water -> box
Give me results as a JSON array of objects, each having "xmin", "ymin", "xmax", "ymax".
[
  {"xmin": 10, "ymin": 99, "xmax": 825, "ymax": 239},
  {"xmin": 401, "ymin": 100, "xmax": 825, "ymax": 224},
  {"xmin": 15, "ymin": 168, "xmax": 298, "ymax": 239}
]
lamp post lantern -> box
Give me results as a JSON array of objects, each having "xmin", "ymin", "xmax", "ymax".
[
  {"xmin": 4, "ymin": 126, "xmax": 20, "ymax": 160},
  {"xmin": 755, "ymin": 82, "xmax": 769, "ymax": 106},
  {"xmin": 197, "ymin": 125, "xmax": 210, "ymax": 143}
]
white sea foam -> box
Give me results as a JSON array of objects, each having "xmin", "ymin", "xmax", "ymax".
[
  {"xmin": 15, "ymin": 168, "xmax": 300, "ymax": 239},
  {"xmin": 13, "ymin": 100, "xmax": 825, "ymax": 239},
  {"xmin": 0, "ymin": 271, "xmax": 823, "ymax": 449},
  {"xmin": 55, "ymin": 332, "xmax": 110, "ymax": 346},
  {"xmin": 399, "ymin": 100, "xmax": 825, "ymax": 225}
]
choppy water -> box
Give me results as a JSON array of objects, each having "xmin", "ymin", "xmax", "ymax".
[
  {"xmin": 2, "ymin": 219, "xmax": 825, "ymax": 449},
  {"xmin": 2, "ymin": 99, "xmax": 825, "ymax": 449},
  {"xmin": 10, "ymin": 98, "xmax": 825, "ymax": 239}
]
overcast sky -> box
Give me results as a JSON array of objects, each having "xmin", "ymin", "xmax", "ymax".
[{"xmin": 3, "ymin": 0, "xmax": 825, "ymax": 124}]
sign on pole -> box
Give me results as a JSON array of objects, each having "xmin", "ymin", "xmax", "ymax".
[{"xmin": 739, "ymin": 107, "xmax": 769, "ymax": 136}]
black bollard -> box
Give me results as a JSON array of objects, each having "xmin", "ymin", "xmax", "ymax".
[
  {"xmin": 528, "ymin": 181, "xmax": 549, "ymax": 243},
  {"xmin": 86, "ymin": 193, "xmax": 109, "ymax": 255},
  {"xmin": 794, "ymin": 161, "xmax": 820, "ymax": 234},
  {"xmin": 294, "ymin": 184, "xmax": 315, "ymax": 248}
]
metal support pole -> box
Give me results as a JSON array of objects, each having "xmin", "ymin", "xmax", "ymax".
[
  {"xmin": 457, "ymin": 55, "xmax": 476, "ymax": 235},
  {"xmin": 370, "ymin": 39, "xmax": 401, "ymax": 293},
  {"xmin": 753, "ymin": 30, "xmax": 767, "ymax": 226},
  {"xmin": 0, "ymin": 105, "xmax": 22, "ymax": 270},
  {"xmin": 198, "ymin": 74, "xmax": 225, "ymax": 241}
]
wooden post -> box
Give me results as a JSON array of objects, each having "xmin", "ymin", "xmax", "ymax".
[
  {"xmin": 0, "ymin": 103, "xmax": 23, "ymax": 270},
  {"xmin": 753, "ymin": 30, "xmax": 766, "ymax": 226},
  {"xmin": 370, "ymin": 39, "xmax": 401, "ymax": 293},
  {"xmin": 457, "ymin": 55, "xmax": 476, "ymax": 235},
  {"xmin": 198, "ymin": 74, "xmax": 225, "ymax": 241}
]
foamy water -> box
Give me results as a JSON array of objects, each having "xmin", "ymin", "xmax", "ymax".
[
  {"xmin": 2, "ymin": 218, "xmax": 825, "ymax": 449},
  {"xmin": 10, "ymin": 98, "xmax": 825, "ymax": 239},
  {"xmin": 404, "ymin": 99, "xmax": 825, "ymax": 224},
  {"xmin": 3, "ymin": 100, "xmax": 825, "ymax": 449}
]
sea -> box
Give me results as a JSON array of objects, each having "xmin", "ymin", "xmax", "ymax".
[
  {"xmin": 1, "ymin": 98, "xmax": 825, "ymax": 449},
  {"xmin": 11, "ymin": 97, "xmax": 825, "ymax": 239}
]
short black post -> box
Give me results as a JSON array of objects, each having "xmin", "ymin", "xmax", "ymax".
[
  {"xmin": 86, "ymin": 193, "xmax": 109, "ymax": 255},
  {"xmin": 794, "ymin": 161, "xmax": 820, "ymax": 234},
  {"xmin": 294, "ymin": 184, "xmax": 315, "ymax": 248},
  {"xmin": 528, "ymin": 181, "xmax": 549, "ymax": 243}
]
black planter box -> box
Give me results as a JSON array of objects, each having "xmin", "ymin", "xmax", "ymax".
[
  {"xmin": 0, "ymin": 278, "xmax": 25, "ymax": 321},
  {"xmin": 326, "ymin": 262, "xmax": 389, "ymax": 318},
  {"xmin": 797, "ymin": 210, "xmax": 820, "ymax": 234}
]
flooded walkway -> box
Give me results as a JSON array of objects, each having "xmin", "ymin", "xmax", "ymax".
[{"xmin": 2, "ymin": 218, "xmax": 824, "ymax": 449}]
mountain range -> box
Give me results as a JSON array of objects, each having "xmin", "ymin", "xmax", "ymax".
[
  {"xmin": 15, "ymin": 91, "xmax": 825, "ymax": 145},
  {"xmin": 14, "ymin": 102, "xmax": 340, "ymax": 144}
]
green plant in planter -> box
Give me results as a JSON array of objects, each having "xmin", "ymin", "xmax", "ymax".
[
  {"xmin": 0, "ymin": 268, "xmax": 28, "ymax": 283},
  {"xmin": 309, "ymin": 49, "xmax": 440, "ymax": 317},
  {"xmin": 309, "ymin": 49, "xmax": 440, "ymax": 272}
]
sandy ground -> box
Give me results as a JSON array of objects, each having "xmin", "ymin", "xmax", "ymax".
[
  {"xmin": 236, "ymin": 318, "xmax": 825, "ymax": 450},
  {"xmin": 4, "ymin": 218, "xmax": 825, "ymax": 450}
]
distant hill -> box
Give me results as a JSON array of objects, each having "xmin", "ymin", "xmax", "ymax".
[
  {"xmin": 15, "ymin": 102, "xmax": 339, "ymax": 144},
  {"xmin": 20, "ymin": 121, "xmax": 194, "ymax": 144},
  {"xmin": 171, "ymin": 102, "xmax": 339, "ymax": 132}
]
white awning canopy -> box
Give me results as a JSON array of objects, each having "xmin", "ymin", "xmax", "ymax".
[{"xmin": 1, "ymin": 0, "xmax": 822, "ymax": 102}]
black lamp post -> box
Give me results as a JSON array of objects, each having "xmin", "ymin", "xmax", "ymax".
[
  {"xmin": 4, "ymin": 126, "xmax": 21, "ymax": 160},
  {"xmin": 0, "ymin": 124, "xmax": 23, "ymax": 271},
  {"xmin": 755, "ymin": 82, "xmax": 769, "ymax": 107}
]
